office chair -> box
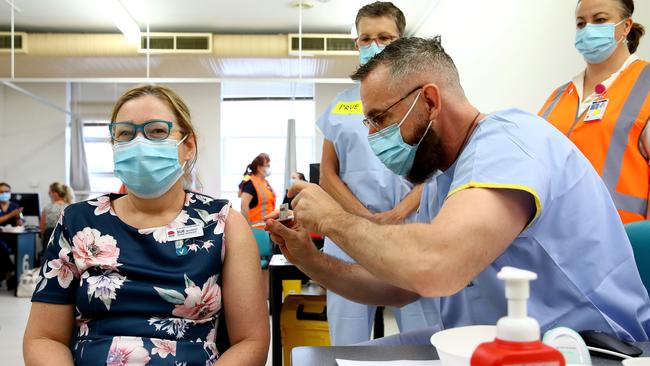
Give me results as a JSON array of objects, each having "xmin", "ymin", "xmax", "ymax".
[
  {"xmin": 625, "ymin": 220, "xmax": 650, "ymax": 292},
  {"xmin": 252, "ymin": 228, "xmax": 272, "ymax": 269}
]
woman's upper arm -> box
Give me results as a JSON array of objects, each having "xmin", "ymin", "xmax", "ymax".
[
  {"xmin": 240, "ymin": 193, "xmax": 253, "ymax": 211},
  {"xmin": 24, "ymin": 302, "xmax": 74, "ymax": 345},
  {"xmin": 39, "ymin": 211, "xmax": 46, "ymax": 232},
  {"xmin": 320, "ymin": 140, "xmax": 339, "ymax": 179},
  {"xmin": 221, "ymin": 210, "xmax": 269, "ymax": 346},
  {"xmin": 641, "ymin": 122, "xmax": 650, "ymax": 162}
]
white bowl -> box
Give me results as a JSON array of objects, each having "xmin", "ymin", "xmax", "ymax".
[
  {"xmin": 623, "ymin": 358, "xmax": 650, "ymax": 366},
  {"xmin": 430, "ymin": 325, "xmax": 497, "ymax": 366}
]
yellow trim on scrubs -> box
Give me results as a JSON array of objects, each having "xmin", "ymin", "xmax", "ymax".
[{"xmin": 447, "ymin": 181, "xmax": 542, "ymax": 231}]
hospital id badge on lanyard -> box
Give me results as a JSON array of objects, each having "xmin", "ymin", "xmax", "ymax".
[
  {"xmin": 584, "ymin": 84, "xmax": 609, "ymax": 122},
  {"xmin": 584, "ymin": 99, "xmax": 609, "ymax": 122}
]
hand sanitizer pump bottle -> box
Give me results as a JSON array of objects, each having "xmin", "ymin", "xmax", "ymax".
[{"xmin": 471, "ymin": 267, "xmax": 565, "ymax": 366}]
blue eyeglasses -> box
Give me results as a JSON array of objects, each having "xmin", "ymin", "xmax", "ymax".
[{"xmin": 109, "ymin": 120, "xmax": 173, "ymax": 143}]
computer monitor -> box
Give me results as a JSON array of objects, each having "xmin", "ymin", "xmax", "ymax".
[
  {"xmin": 10, "ymin": 193, "xmax": 40, "ymax": 217},
  {"xmin": 309, "ymin": 163, "xmax": 320, "ymax": 184}
]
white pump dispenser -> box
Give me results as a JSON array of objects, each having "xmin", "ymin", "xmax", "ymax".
[{"xmin": 496, "ymin": 266, "xmax": 540, "ymax": 342}]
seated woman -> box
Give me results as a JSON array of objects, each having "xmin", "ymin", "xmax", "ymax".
[
  {"xmin": 39, "ymin": 182, "xmax": 74, "ymax": 263},
  {"xmin": 24, "ymin": 85, "xmax": 269, "ymax": 365}
]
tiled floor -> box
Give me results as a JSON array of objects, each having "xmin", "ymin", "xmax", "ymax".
[
  {"xmin": 0, "ymin": 291, "xmax": 31, "ymax": 365},
  {"xmin": 0, "ymin": 292, "xmax": 399, "ymax": 366}
]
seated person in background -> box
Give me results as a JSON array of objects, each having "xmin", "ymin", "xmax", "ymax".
[
  {"xmin": 39, "ymin": 182, "xmax": 74, "ymax": 264},
  {"xmin": 0, "ymin": 182, "xmax": 21, "ymax": 290},
  {"xmin": 24, "ymin": 84, "xmax": 269, "ymax": 365},
  {"xmin": 0, "ymin": 182, "xmax": 23, "ymax": 227},
  {"xmin": 282, "ymin": 172, "xmax": 306, "ymax": 210}
]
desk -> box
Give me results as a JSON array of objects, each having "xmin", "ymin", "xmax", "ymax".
[
  {"xmin": 0, "ymin": 231, "xmax": 37, "ymax": 296},
  {"xmin": 269, "ymin": 254, "xmax": 311, "ymax": 366},
  {"xmin": 292, "ymin": 343, "xmax": 650, "ymax": 365}
]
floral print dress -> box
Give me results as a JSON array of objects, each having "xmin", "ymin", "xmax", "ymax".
[{"xmin": 32, "ymin": 191, "xmax": 231, "ymax": 366}]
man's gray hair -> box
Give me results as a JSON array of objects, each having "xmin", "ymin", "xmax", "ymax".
[{"xmin": 351, "ymin": 36, "xmax": 463, "ymax": 95}]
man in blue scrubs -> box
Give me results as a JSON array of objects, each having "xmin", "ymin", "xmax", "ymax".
[
  {"xmin": 267, "ymin": 37, "xmax": 650, "ymax": 341},
  {"xmin": 318, "ymin": 2, "xmax": 438, "ymax": 345}
]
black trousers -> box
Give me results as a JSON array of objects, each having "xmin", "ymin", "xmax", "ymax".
[{"xmin": 0, "ymin": 239, "xmax": 14, "ymax": 276}]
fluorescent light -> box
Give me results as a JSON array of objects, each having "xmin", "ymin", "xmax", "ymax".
[{"xmin": 106, "ymin": 0, "xmax": 141, "ymax": 44}]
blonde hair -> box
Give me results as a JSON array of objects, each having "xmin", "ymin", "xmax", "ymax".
[
  {"xmin": 110, "ymin": 84, "xmax": 199, "ymax": 189},
  {"xmin": 49, "ymin": 182, "xmax": 73, "ymax": 204}
]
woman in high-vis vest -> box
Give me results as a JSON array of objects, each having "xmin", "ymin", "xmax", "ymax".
[
  {"xmin": 240, "ymin": 153, "xmax": 277, "ymax": 226},
  {"xmin": 539, "ymin": 0, "xmax": 649, "ymax": 224}
]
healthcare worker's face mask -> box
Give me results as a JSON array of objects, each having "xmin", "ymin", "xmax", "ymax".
[
  {"xmin": 264, "ymin": 166, "xmax": 272, "ymax": 177},
  {"xmin": 367, "ymin": 91, "xmax": 432, "ymax": 177},
  {"xmin": 359, "ymin": 42, "xmax": 386, "ymax": 65},
  {"xmin": 575, "ymin": 19, "xmax": 627, "ymax": 64},
  {"xmin": 113, "ymin": 135, "xmax": 188, "ymax": 199},
  {"xmin": 0, "ymin": 192, "xmax": 10, "ymax": 202}
]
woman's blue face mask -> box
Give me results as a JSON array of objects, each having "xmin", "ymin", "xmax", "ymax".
[
  {"xmin": 113, "ymin": 136, "xmax": 187, "ymax": 199},
  {"xmin": 367, "ymin": 91, "xmax": 432, "ymax": 177},
  {"xmin": 575, "ymin": 19, "xmax": 626, "ymax": 64}
]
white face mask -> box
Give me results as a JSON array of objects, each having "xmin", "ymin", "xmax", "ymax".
[{"xmin": 264, "ymin": 166, "xmax": 272, "ymax": 177}]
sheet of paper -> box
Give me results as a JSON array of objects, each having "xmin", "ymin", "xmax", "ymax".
[
  {"xmin": 269, "ymin": 254, "xmax": 292, "ymax": 266},
  {"xmin": 336, "ymin": 360, "xmax": 442, "ymax": 366}
]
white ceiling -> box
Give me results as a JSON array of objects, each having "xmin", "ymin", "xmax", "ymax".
[{"xmin": 0, "ymin": 0, "xmax": 438, "ymax": 35}]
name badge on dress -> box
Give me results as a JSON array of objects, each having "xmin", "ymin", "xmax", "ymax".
[
  {"xmin": 166, "ymin": 225, "xmax": 204, "ymax": 242},
  {"xmin": 584, "ymin": 99, "xmax": 609, "ymax": 122}
]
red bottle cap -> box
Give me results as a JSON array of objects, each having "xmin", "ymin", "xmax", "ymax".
[{"xmin": 595, "ymin": 84, "xmax": 606, "ymax": 95}]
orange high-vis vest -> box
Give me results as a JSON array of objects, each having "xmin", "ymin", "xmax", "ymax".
[
  {"xmin": 539, "ymin": 60, "xmax": 650, "ymax": 224},
  {"xmin": 248, "ymin": 175, "xmax": 276, "ymax": 224}
]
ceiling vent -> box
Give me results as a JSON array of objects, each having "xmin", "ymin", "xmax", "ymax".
[
  {"xmin": 0, "ymin": 32, "xmax": 27, "ymax": 53},
  {"xmin": 288, "ymin": 33, "xmax": 356, "ymax": 56},
  {"xmin": 139, "ymin": 32, "xmax": 212, "ymax": 54}
]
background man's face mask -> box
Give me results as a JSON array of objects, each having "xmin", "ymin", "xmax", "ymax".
[{"xmin": 359, "ymin": 42, "xmax": 386, "ymax": 65}]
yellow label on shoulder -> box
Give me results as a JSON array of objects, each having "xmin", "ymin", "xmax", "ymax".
[{"xmin": 332, "ymin": 100, "xmax": 363, "ymax": 115}]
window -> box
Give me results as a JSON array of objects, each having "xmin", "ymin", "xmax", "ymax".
[
  {"xmin": 83, "ymin": 120, "xmax": 121, "ymax": 197},
  {"xmin": 220, "ymin": 87, "xmax": 316, "ymax": 209}
]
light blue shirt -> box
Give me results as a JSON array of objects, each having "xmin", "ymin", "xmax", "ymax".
[
  {"xmin": 318, "ymin": 86, "xmax": 411, "ymax": 260},
  {"xmin": 417, "ymin": 108, "xmax": 650, "ymax": 341},
  {"xmin": 317, "ymin": 86, "xmax": 410, "ymax": 212}
]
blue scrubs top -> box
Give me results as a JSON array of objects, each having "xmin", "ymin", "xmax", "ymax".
[
  {"xmin": 317, "ymin": 86, "xmax": 411, "ymax": 260},
  {"xmin": 0, "ymin": 201, "xmax": 22, "ymax": 226},
  {"xmin": 417, "ymin": 109, "xmax": 650, "ymax": 341}
]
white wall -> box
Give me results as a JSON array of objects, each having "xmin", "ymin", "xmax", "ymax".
[
  {"xmin": 172, "ymin": 84, "xmax": 222, "ymax": 198},
  {"xmin": 0, "ymin": 83, "xmax": 68, "ymax": 215},
  {"xmin": 416, "ymin": 0, "xmax": 650, "ymax": 113},
  {"xmin": 0, "ymin": 85, "xmax": 4, "ymax": 179},
  {"xmin": 314, "ymin": 83, "xmax": 353, "ymax": 163}
]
